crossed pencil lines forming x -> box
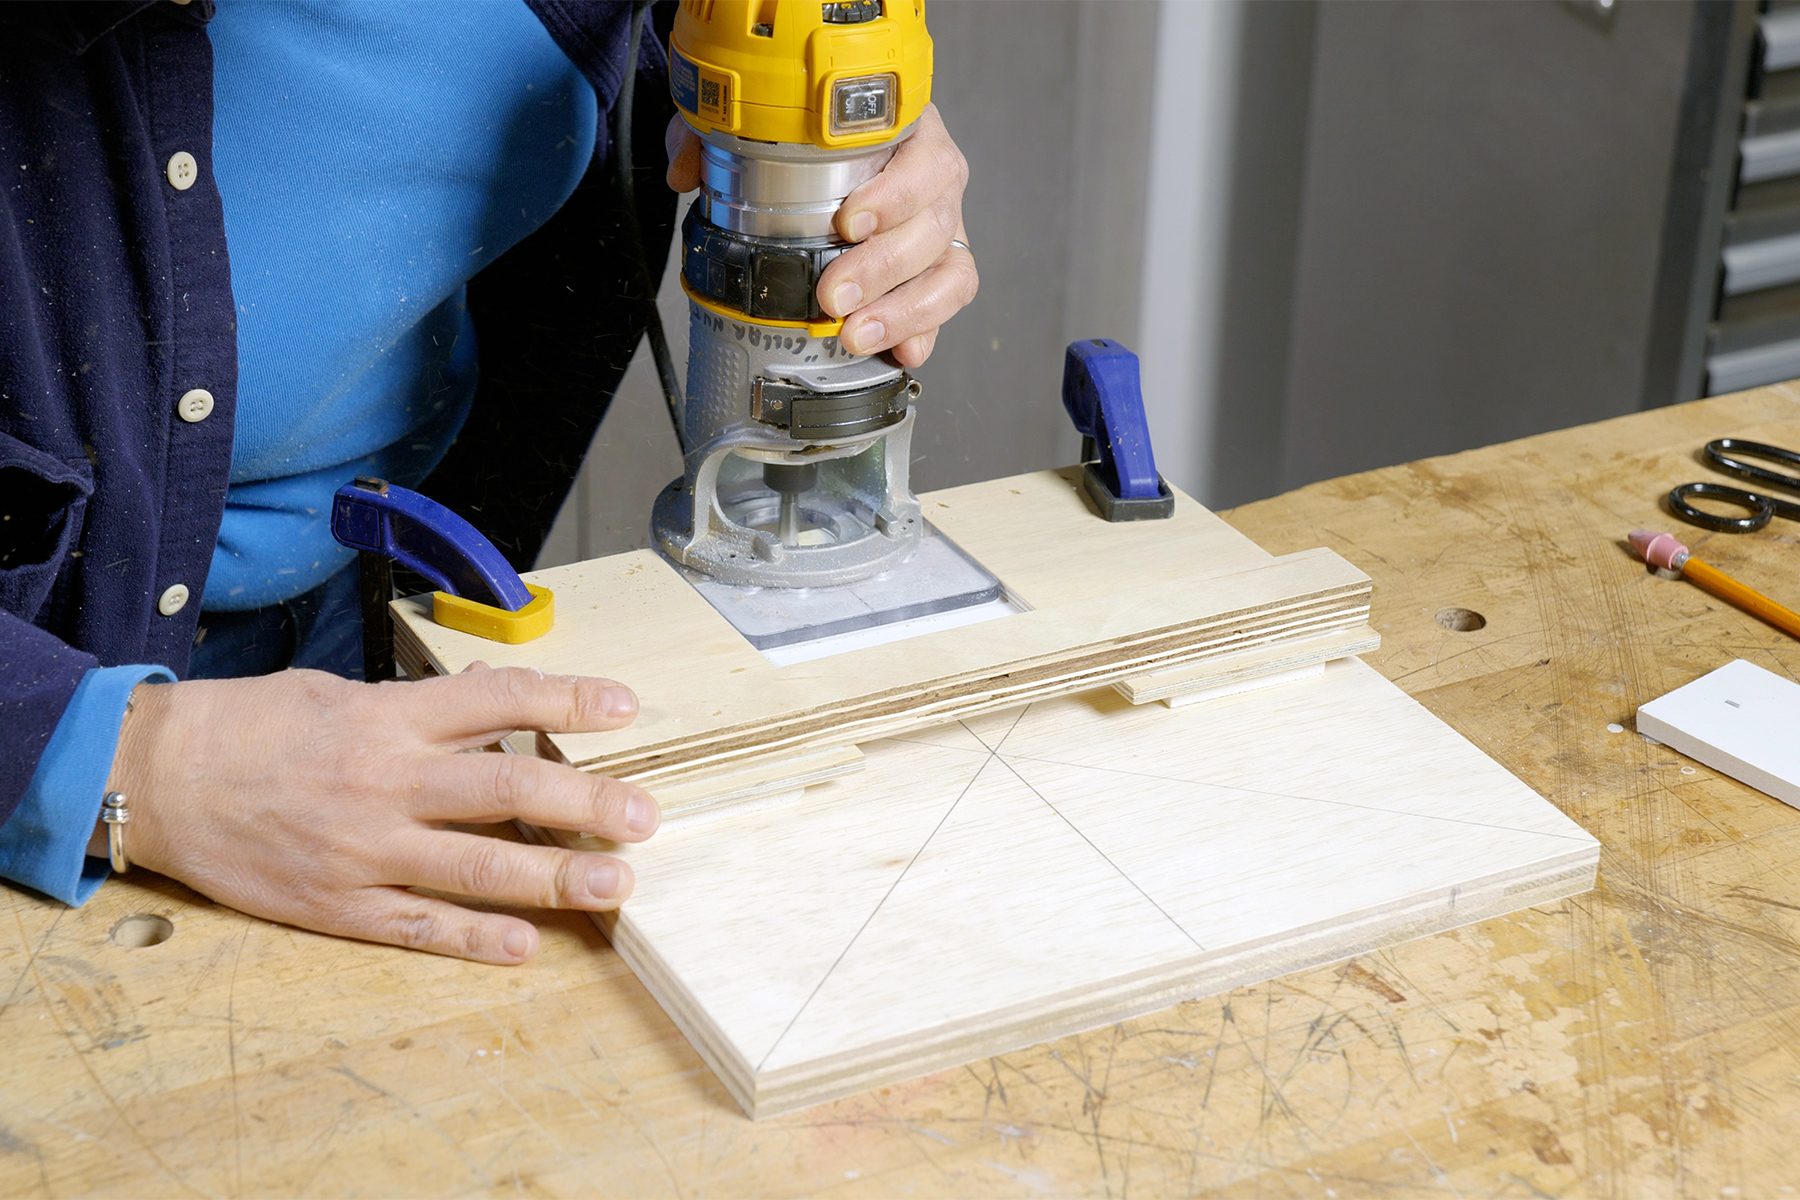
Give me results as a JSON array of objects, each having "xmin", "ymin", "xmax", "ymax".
[
  {"xmin": 752, "ymin": 702, "xmax": 1203, "ymax": 1072},
  {"xmin": 751, "ymin": 699, "xmax": 1594, "ymax": 1072}
]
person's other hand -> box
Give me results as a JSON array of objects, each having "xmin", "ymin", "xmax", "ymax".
[
  {"xmin": 105, "ymin": 665, "xmax": 658, "ymax": 964},
  {"xmin": 665, "ymin": 102, "xmax": 977, "ymax": 368}
]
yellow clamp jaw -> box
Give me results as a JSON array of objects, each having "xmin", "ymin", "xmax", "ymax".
[
  {"xmin": 433, "ymin": 582, "xmax": 556, "ymax": 645},
  {"xmin": 331, "ymin": 477, "xmax": 556, "ymax": 681}
]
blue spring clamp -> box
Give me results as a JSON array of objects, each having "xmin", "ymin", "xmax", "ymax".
[
  {"xmin": 1061, "ymin": 338, "xmax": 1174, "ymax": 521},
  {"xmin": 330, "ymin": 477, "xmax": 553, "ymax": 681}
]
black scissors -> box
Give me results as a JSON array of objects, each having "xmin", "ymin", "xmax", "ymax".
[{"xmin": 1668, "ymin": 438, "xmax": 1800, "ymax": 533}]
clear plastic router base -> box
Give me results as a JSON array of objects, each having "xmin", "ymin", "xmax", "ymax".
[{"xmin": 678, "ymin": 523, "xmax": 1008, "ymax": 654}]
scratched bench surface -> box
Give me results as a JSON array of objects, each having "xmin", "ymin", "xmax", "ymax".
[{"xmin": 6, "ymin": 384, "xmax": 1800, "ymax": 1197}]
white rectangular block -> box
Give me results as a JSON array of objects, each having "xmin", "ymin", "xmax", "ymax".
[{"xmin": 1637, "ymin": 658, "xmax": 1800, "ymax": 809}]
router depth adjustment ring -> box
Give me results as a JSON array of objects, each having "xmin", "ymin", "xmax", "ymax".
[{"xmin": 682, "ymin": 205, "xmax": 850, "ymax": 326}]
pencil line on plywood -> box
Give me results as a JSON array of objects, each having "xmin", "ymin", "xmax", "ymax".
[
  {"xmin": 959, "ymin": 704, "xmax": 1032, "ymax": 757},
  {"xmin": 991, "ymin": 754, "xmax": 1207, "ymax": 954},
  {"xmin": 994, "ymin": 751, "xmax": 1597, "ymax": 844},
  {"xmin": 874, "ymin": 736, "xmax": 992, "ymax": 755},
  {"xmin": 994, "ymin": 705, "xmax": 1032, "ymax": 753},
  {"xmin": 752, "ymin": 758, "xmax": 994, "ymax": 1074}
]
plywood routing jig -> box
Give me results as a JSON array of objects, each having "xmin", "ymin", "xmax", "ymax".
[
  {"xmin": 396, "ymin": 470, "xmax": 1376, "ymax": 810},
  {"xmin": 394, "ymin": 469, "xmax": 1598, "ymax": 1117}
]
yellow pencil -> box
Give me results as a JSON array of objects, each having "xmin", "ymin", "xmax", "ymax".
[{"xmin": 1629, "ymin": 529, "xmax": 1800, "ymax": 641}]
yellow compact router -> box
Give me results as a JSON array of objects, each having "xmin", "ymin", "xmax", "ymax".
[{"xmin": 651, "ymin": 0, "xmax": 977, "ymax": 642}]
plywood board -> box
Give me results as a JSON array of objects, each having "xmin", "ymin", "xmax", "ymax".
[
  {"xmin": 524, "ymin": 658, "xmax": 1597, "ymax": 1118},
  {"xmin": 392, "ymin": 469, "xmax": 1371, "ymax": 785}
]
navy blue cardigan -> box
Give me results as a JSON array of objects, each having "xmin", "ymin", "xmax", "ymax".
[{"xmin": 0, "ymin": 0, "xmax": 677, "ymax": 824}]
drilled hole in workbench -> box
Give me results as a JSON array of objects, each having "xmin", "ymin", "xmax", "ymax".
[
  {"xmin": 110, "ymin": 914, "xmax": 173, "ymax": 949},
  {"xmin": 1435, "ymin": 607, "xmax": 1487, "ymax": 633}
]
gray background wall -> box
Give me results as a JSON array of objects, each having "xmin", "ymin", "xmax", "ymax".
[
  {"xmin": 542, "ymin": 0, "xmax": 1708, "ymax": 566},
  {"xmin": 1274, "ymin": 0, "xmax": 1697, "ymax": 491}
]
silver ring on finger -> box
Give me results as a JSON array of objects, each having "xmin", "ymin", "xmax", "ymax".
[{"xmin": 949, "ymin": 237, "xmax": 972, "ymax": 257}]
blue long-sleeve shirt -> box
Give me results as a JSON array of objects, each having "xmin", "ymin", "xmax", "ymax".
[
  {"xmin": 0, "ymin": 0, "xmax": 678, "ymax": 898},
  {"xmin": 0, "ymin": 666, "xmax": 173, "ymax": 904},
  {"xmin": 206, "ymin": 0, "xmax": 599, "ymax": 610}
]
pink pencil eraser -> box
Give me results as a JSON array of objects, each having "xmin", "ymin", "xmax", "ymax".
[{"xmin": 1629, "ymin": 529, "xmax": 1688, "ymax": 571}]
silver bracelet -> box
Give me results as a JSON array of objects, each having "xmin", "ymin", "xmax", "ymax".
[{"xmin": 101, "ymin": 792, "xmax": 130, "ymax": 873}]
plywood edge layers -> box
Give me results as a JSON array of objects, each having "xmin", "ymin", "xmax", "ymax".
[
  {"xmin": 549, "ymin": 579, "xmax": 1373, "ymax": 776},
  {"xmin": 588, "ymin": 600, "xmax": 1366, "ymax": 790},
  {"xmin": 513, "ymin": 820, "xmax": 763, "ymax": 1112},
  {"xmin": 571, "ymin": 605, "xmax": 1372, "ymax": 784}
]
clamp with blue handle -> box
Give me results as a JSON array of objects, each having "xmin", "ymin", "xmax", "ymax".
[
  {"xmin": 1061, "ymin": 338, "xmax": 1174, "ymax": 521},
  {"xmin": 330, "ymin": 477, "xmax": 554, "ymax": 681}
]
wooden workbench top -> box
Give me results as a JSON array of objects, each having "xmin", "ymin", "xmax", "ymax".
[{"xmin": 7, "ymin": 386, "xmax": 1800, "ymax": 1197}]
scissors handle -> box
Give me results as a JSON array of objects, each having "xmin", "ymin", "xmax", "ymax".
[
  {"xmin": 1704, "ymin": 437, "xmax": 1800, "ymax": 495},
  {"xmin": 1667, "ymin": 438, "xmax": 1800, "ymax": 533},
  {"xmin": 1668, "ymin": 481, "xmax": 1777, "ymax": 533}
]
